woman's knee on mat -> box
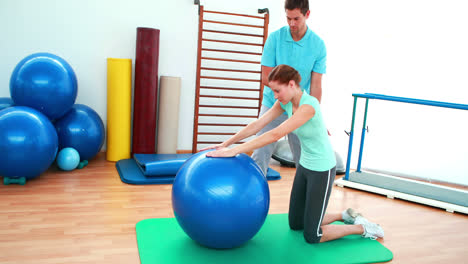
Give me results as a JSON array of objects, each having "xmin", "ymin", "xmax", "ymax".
[
  {"xmin": 288, "ymin": 212, "xmax": 304, "ymax": 230},
  {"xmin": 303, "ymin": 231, "xmax": 321, "ymax": 244},
  {"xmin": 289, "ymin": 221, "xmax": 303, "ymax": 230}
]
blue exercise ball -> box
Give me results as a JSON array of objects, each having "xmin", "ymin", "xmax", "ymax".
[
  {"xmin": 54, "ymin": 104, "xmax": 104, "ymax": 161},
  {"xmin": 172, "ymin": 151, "xmax": 270, "ymax": 249},
  {"xmin": 57, "ymin": 147, "xmax": 80, "ymax": 171},
  {"xmin": 10, "ymin": 52, "xmax": 77, "ymax": 120},
  {"xmin": 0, "ymin": 106, "xmax": 58, "ymax": 180},
  {"xmin": 0, "ymin": 97, "xmax": 14, "ymax": 111}
]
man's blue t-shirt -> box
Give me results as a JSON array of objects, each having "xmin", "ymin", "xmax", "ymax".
[{"xmin": 261, "ymin": 26, "xmax": 327, "ymax": 108}]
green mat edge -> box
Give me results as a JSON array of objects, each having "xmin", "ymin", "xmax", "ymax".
[{"xmin": 135, "ymin": 214, "xmax": 393, "ymax": 264}]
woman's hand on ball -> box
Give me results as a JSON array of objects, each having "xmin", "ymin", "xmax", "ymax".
[{"xmin": 206, "ymin": 147, "xmax": 236, "ymax": 157}]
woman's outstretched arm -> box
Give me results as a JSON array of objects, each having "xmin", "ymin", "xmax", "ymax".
[{"xmin": 207, "ymin": 103, "xmax": 315, "ymax": 157}]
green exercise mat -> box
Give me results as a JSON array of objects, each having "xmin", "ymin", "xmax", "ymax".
[{"xmin": 136, "ymin": 214, "xmax": 393, "ymax": 264}]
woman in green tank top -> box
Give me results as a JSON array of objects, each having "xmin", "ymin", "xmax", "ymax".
[{"xmin": 203, "ymin": 65, "xmax": 384, "ymax": 243}]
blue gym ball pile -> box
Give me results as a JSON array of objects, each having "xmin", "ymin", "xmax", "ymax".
[{"xmin": 0, "ymin": 52, "xmax": 104, "ymax": 183}]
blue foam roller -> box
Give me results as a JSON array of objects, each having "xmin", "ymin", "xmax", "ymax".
[
  {"xmin": 116, "ymin": 159, "xmax": 176, "ymax": 185},
  {"xmin": 134, "ymin": 154, "xmax": 192, "ymax": 176},
  {"xmin": 116, "ymin": 158, "xmax": 281, "ymax": 185},
  {"xmin": 133, "ymin": 153, "xmax": 282, "ymax": 180}
]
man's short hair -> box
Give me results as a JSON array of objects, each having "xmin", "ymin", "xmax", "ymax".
[{"xmin": 284, "ymin": 0, "xmax": 309, "ymax": 15}]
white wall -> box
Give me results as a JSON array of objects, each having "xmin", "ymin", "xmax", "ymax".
[
  {"xmin": 1, "ymin": 0, "xmax": 467, "ymax": 185},
  {"xmin": 310, "ymin": 0, "xmax": 468, "ymax": 185},
  {"xmin": 0, "ymin": 0, "xmax": 199, "ymax": 151},
  {"xmin": 203, "ymin": 0, "xmax": 468, "ymax": 185}
]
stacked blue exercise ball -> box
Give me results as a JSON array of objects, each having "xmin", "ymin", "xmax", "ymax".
[
  {"xmin": 172, "ymin": 151, "xmax": 270, "ymax": 249},
  {"xmin": 10, "ymin": 52, "xmax": 77, "ymax": 120},
  {"xmin": 0, "ymin": 106, "xmax": 58, "ymax": 180},
  {"xmin": 54, "ymin": 104, "xmax": 105, "ymax": 161}
]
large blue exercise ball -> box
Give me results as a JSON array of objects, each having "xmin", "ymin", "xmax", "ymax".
[
  {"xmin": 57, "ymin": 147, "xmax": 80, "ymax": 171},
  {"xmin": 54, "ymin": 104, "xmax": 105, "ymax": 161},
  {"xmin": 0, "ymin": 106, "xmax": 58, "ymax": 180},
  {"xmin": 10, "ymin": 52, "xmax": 77, "ymax": 120},
  {"xmin": 172, "ymin": 151, "xmax": 270, "ymax": 249},
  {"xmin": 0, "ymin": 97, "xmax": 14, "ymax": 111}
]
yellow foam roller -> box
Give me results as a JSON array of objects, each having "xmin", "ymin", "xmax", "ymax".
[{"xmin": 106, "ymin": 58, "xmax": 132, "ymax": 161}]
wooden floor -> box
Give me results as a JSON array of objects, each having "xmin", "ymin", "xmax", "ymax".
[{"xmin": 1, "ymin": 153, "xmax": 467, "ymax": 264}]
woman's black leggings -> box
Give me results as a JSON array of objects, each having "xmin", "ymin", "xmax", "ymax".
[{"xmin": 288, "ymin": 165, "xmax": 336, "ymax": 244}]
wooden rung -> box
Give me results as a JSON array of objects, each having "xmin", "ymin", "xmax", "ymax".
[
  {"xmin": 202, "ymin": 38, "xmax": 263, "ymax": 47},
  {"xmin": 198, "ymin": 113, "xmax": 257, "ymax": 118},
  {"xmin": 204, "ymin": 10, "xmax": 265, "ymax": 19},
  {"xmin": 201, "ymin": 56, "xmax": 260, "ymax": 64},
  {"xmin": 201, "ymin": 76, "xmax": 261, "ymax": 82},
  {"xmin": 202, "ymin": 48, "xmax": 262, "ymax": 56},
  {"xmin": 201, "ymin": 85, "xmax": 260, "ymax": 91},
  {"xmin": 202, "ymin": 29, "xmax": 264, "ymax": 38},
  {"xmin": 201, "ymin": 67, "xmax": 261, "ymax": 74},
  {"xmin": 198, "ymin": 123, "xmax": 248, "ymax": 127},
  {"xmin": 197, "ymin": 141, "xmax": 246, "ymax": 144},
  {"xmin": 198, "ymin": 132, "xmax": 236, "ymax": 135},
  {"xmin": 199, "ymin": 104, "xmax": 259, "ymax": 109},
  {"xmin": 203, "ymin": 19, "xmax": 264, "ymax": 29},
  {"xmin": 200, "ymin": 95, "xmax": 259, "ymax": 100}
]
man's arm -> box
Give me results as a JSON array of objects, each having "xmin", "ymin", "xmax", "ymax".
[
  {"xmin": 310, "ymin": 71, "xmax": 330, "ymax": 135},
  {"xmin": 310, "ymin": 71, "xmax": 323, "ymax": 103},
  {"xmin": 261, "ymin": 65, "xmax": 274, "ymax": 87}
]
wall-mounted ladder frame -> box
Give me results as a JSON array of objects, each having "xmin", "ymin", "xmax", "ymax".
[{"xmin": 192, "ymin": 6, "xmax": 269, "ymax": 153}]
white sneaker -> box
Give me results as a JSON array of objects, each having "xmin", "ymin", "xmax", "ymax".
[
  {"xmin": 342, "ymin": 208, "xmax": 362, "ymax": 224},
  {"xmin": 359, "ymin": 220, "xmax": 385, "ymax": 240}
]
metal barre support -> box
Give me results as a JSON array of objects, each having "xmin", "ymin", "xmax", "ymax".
[
  {"xmin": 344, "ymin": 93, "xmax": 468, "ymax": 181},
  {"xmin": 344, "ymin": 96, "xmax": 358, "ymax": 180},
  {"xmin": 356, "ymin": 98, "xmax": 369, "ymax": 172},
  {"xmin": 352, "ymin": 93, "xmax": 468, "ymax": 110}
]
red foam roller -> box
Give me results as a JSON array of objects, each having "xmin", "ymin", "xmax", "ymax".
[{"xmin": 132, "ymin": 27, "xmax": 160, "ymax": 154}]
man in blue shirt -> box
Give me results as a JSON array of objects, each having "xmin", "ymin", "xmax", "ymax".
[{"xmin": 252, "ymin": 0, "xmax": 327, "ymax": 175}]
